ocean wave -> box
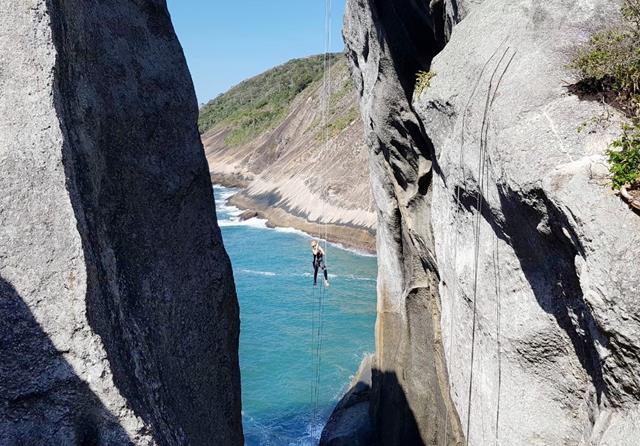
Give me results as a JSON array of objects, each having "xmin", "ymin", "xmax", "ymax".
[
  {"xmin": 239, "ymin": 269, "xmax": 277, "ymax": 277},
  {"xmin": 218, "ymin": 217, "xmax": 268, "ymax": 229},
  {"xmin": 328, "ymin": 242, "xmax": 377, "ymax": 258},
  {"xmin": 324, "ymin": 273, "xmax": 375, "ymax": 282},
  {"xmin": 214, "ymin": 186, "xmax": 375, "ymax": 259},
  {"xmin": 271, "ymin": 226, "xmax": 309, "ymax": 237},
  {"xmin": 214, "ymin": 186, "xmax": 238, "ymax": 199},
  {"xmin": 243, "ymin": 414, "xmax": 324, "ymax": 446},
  {"xmin": 344, "ymin": 274, "xmax": 376, "ymax": 282},
  {"xmin": 216, "ymin": 204, "xmax": 242, "ymax": 215},
  {"xmin": 303, "ymin": 419, "xmax": 325, "ymax": 444},
  {"xmin": 289, "ymin": 272, "xmax": 375, "ymax": 283}
]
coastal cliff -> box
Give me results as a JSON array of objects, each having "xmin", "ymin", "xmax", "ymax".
[
  {"xmin": 333, "ymin": 0, "xmax": 640, "ymax": 444},
  {"xmin": 0, "ymin": 2, "xmax": 242, "ymax": 445},
  {"xmin": 201, "ymin": 56, "xmax": 376, "ymax": 252}
]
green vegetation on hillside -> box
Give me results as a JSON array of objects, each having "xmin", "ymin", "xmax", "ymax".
[
  {"xmin": 571, "ymin": 0, "xmax": 640, "ymax": 189},
  {"xmin": 198, "ymin": 54, "xmax": 340, "ymax": 145},
  {"xmin": 327, "ymin": 107, "xmax": 359, "ymax": 138}
]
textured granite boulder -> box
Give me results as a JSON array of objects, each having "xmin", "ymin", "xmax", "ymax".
[
  {"xmin": 344, "ymin": 0, "xmax": 640, "ymax": 444},
  {"xmin": 320, "ymin": 355, "xmax": 373, "ymax": 446},
  {"xmin": 0, "ymin": 2, "xmax": 242, "ymax": 445}
]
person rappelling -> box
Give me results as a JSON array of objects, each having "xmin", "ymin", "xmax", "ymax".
[{"xmin": 311, "ymin": 240, "xmax": 330, "ymax": 287}]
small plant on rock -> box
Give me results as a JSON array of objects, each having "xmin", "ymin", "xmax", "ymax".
[
  {"xmin": 607, "ymin": 122, "xmax": 640, "ymax": 189},
  {"xmin": 415, "ymin": 70, "xmax": 436, "ymax": 96}
]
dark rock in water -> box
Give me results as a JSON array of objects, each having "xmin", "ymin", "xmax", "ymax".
[
  {"xmin": 0, "ymin": 2, "xmax": 242, "ymax": 445},
  {"xmin": 239, "ymin": 210, "xmax": 259, "ymax": 221},
  {"xmin": 320, "ymin": 355, "xmax": 373, "ymax": 446}
]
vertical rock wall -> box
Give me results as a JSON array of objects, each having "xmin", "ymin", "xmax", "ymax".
[
  {"xmin": 345, "ymin": 0, "xmax": 640, "ymax": 445},
  {"xmin": 0, "ymin": 2, "xmax": 242, "ymax": 445},
  {"xmin": 344, "ymin": 1, "xmax": 464, "ymax": 444}
]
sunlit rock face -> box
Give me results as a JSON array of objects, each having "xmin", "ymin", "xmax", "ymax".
[
  {"xmin": 0, "ymin": 2, "xmax": 242, "ymax": 445},
  {"xmin": 344, "ymin": 0, "xmax": 640, "ymax": 444}
]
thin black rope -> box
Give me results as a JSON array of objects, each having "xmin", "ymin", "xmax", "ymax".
[
  {"xmin": 443, "ymin": 39, "xmax": 507, "ymax": 446},
  {"xmin": 493, "ymin": 235, "xmax": 502, "ymax": 446},
  {"xmin": 465, "ymin": 46, "xmax": 512, "ymax": 446}
]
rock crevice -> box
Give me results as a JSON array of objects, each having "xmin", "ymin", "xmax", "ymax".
[{"xmin": 343, "ymin": 0, "xmax": 465, "ymax": 444}]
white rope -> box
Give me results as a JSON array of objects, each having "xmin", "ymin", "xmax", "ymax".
[
  {"xmin": 311, "ymin": 0, "xmax": 332, "ymax": 437},
  {"xmin": 322, "ymin": 0, "xmax": 332, "ymax": 257}
]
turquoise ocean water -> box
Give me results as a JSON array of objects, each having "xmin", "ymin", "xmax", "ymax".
[{"xmin": 213, "ymin": 186, "xmax": 377, "ymax": 446}]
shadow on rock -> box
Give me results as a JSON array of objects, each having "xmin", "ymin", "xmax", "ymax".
[
  {"xmin": 456, "ymin": 184, "xmax": 607, "ymax": 402},
  {"xmin": 371, "ymin": 369, "xmax": 427, "ymax": 446},
  {"xmin": 0, "ymin": 277, "xmax": 133, "ymax": 446},
  {"xmin": 321, "ymin": 379, "xmax": 372, "ymax": 446},
  {"xmin": 321, "ymin": 355, "xmax": 428, "ymax": 446}
]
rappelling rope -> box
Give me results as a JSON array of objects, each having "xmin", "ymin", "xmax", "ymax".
[
  {"xmin": 442, "ymin": 40, "xmax": 507, "ymax": 446},
  {"xmin": 311, "ymin": 0, "xmax": 332, "ymax": 437},
  {"xmin": 310, "ymin": 281, "xmax": 318, "ymax": 416},
  {"xmin": 464, "ymin": 46, "xmax": 513, "ymax": 446}
]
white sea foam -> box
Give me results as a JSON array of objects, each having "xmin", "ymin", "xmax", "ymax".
[
  {"xmin": 316, "ymin": 273, "xmax": 375, "ymax": 282},
  {"xmin": 218, "ymin": 217, "xmax": 268, "ymax": 229},
  {"xmin": 240, "ymin": 269, "xmax": 277, "ymax": 277},
  {"xmin": 345, "ymin": 274, "xmax": 376, "ymax": 282},
  {"xmin": 217, "ymin": 207, "xmax": 243, "ymax": 218},
  {"xmin": 329, "ymin": 242, "xmax": 377, "ymax": 258},
  {"xmin": 213, "ymin": 184, "xmax": 376, "ymax": 258},
  {"xmin": 271, "ymin": 226, "xmax": 309, "ymax": 237}
]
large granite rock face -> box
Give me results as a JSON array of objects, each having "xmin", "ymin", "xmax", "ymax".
[
  {"xmin": 343, "ymin": 1, "xmax": 464, "ymax": 444},
  {"xmin": 0, "ymin": 2, "xmax": 242, "ymax": 445},
  {"xmin": 345, "ymin": 0, "xmax": 640, "ymax": 444}
]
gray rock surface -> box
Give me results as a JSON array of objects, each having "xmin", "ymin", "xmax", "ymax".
[
  {"xmin": 344, "ymin": 1, "xmax": 464, "ymax": 444},
  {"xmin": 345, "ymin": 0, "xmax": 640, "ymax": 444},
  {"xmin": 0, "ymin": 2, "xmax": 242, "ymax": 445}
]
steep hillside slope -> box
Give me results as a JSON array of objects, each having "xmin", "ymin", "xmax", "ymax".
[
  {"xmin": 0, "ymin": 2, "xmax": 241, "ymax": 445},
  {"xmin": 202, "ymin": 55, "xmax": 375, "ymax": 251},
  {"xmin": 337, "ymin": 0, "xmax": 640, "ymax": 445}
]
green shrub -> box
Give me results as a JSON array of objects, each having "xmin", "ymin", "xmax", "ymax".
[
  {"xmin": 570, "ymin": 0, "xmax": 640, "ymax": 116},
  {"xmin": 415, "ymin": 71, "xmax": 436, "ymax": 96},
  {"xmin": 329, "ymin": 78, "xmax": 354, "ymax": 113},
  {"xmin": 572, "ymin": 0, "xmax": 640, "ymax": 189},
  {"xmin": 607, "ymin": 122, "xmax": 640, "ymax": 189}
]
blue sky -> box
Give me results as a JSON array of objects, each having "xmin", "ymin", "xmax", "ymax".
[{"xmin": 166, "ymin": 1, "xmax": 346, "ymax": 104}]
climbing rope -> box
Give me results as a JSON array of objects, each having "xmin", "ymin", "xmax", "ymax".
[
  {"xmin": 442, "ymin": 40, "xmax": 507, "ymax": 446},
  {"xmin": 310, "ymin": 0, "xmax": 332, "ymax": 437},
  {"xmin": 464, "ymin": 46, "xmax": 514, "ymax": 446}
]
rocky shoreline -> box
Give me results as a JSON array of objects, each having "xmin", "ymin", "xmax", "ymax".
[{"xmin": 212, "ymin": 174, "xmax": 376, "ymax": 253}]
